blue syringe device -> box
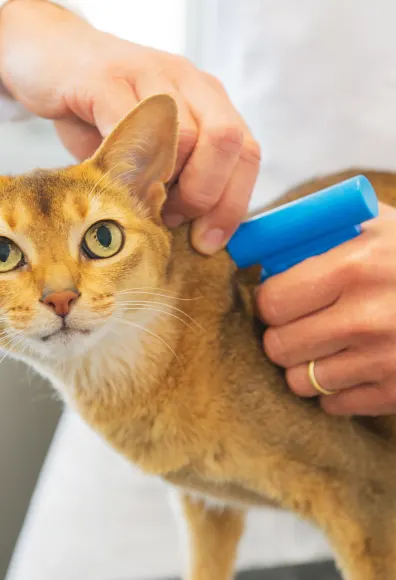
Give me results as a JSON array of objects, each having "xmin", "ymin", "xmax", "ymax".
[{"xmin": 227, "ymin": 175, "xmax": 379, "ymax": 281}]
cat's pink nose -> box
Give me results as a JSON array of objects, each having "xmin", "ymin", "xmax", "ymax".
[{"xmin": 42, "ymin": 290, "xmax": 79, "ymax": 317}]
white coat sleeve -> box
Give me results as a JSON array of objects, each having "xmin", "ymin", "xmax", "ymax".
[{"xmin": 0, "ymin": 0, "xmax": 85, "ymax": 122}]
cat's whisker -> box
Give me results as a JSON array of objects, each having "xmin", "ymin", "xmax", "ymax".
[
  {"xmin": 10, "ymin": 338, "xmax": 28, "ymax": 362},
  {"xmin": 108, "ymin": 327, "xmax": 123, "ymax": 339},
  {"xmin": 0, "ymin": 329, "xmax": 23, "ymax": 345},
  {"xmin": 116, "ymin": 286, "xmax": 190, "ymax": 296},
  {"xmin": 0, "ymin": 349, "xmax": 11, "ymax": 365},
  {"xmin": 117, "ymin": 300, "xmax": 203, "ymax": 330},
  {"xmin": 87, "ymin": 161, "xmax": 124, "ymax": 200},
  {"xmin": 0, "ymin": 338, "xmax": 23, "ymax": 356},
  {"xmin": 114, "ymin": 318, "xmax": 181, "ymax": 365},
  {"xmin": 18, "ymin": 341, "xmax": 28, "ymax": 356},
  {"xmin": 121, "ymin": 306, "xmax": 197, "ymax": 333},
  {"xmin": 116, "ymin": 290, "xmax": 202, "ymax": 302},
  {"xmin": 0, "ymin": 321, "xmax": 17, "ymax": 331},
  {"xmin": 0, "ymin": 333, "xmax": 24, "ymax": 364},
  {"xmin": 117, "ymin": 286, "xmax": 183, "ymax": 296},
  {"xmin": 0, "ymin": 328, "xmax": 13, "ymax": 337},
  {"xmin": 91, "ymin": 167, "xmax": 137, "ymax": 202}
]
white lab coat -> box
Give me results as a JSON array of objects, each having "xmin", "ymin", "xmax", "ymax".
[{"xmin": 5, "ymin": 1, "xmax": 396, "ymax": 578}]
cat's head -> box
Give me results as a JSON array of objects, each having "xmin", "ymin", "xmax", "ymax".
[{"xmin": 0, "ymin": 94, "xmax": 179, "ymax": 360}]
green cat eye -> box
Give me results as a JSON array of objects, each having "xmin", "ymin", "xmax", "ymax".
[
  {"xmin": 82, "ymin": 221, "xmax": 124, "ymax": 260},
  {"xmin": 0, "ymin": 238, "xmax": 24, "ymax": 273}
]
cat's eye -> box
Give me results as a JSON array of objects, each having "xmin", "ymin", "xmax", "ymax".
[
  {"xmin": 82, "ymin": 221, "xmax": 124, "ymax": 260},
  {"xmin": 0, "ymin": 238, "xmax": 24, "ymax": 273}
]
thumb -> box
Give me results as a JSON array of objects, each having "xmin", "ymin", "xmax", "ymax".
[
  {"xmin": 54, "ymin": 117, "xmax": 102, "ymax": 161},
  {"xmin": 92, "ymin": 80, "xmax": 138, "ymax": 137}
]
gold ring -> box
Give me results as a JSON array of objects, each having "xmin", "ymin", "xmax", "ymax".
[{"xmin": 308, "ymin": 361, "xmax": 333, "ymax": 396}]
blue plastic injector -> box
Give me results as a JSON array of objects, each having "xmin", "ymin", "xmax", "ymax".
[{"xmin": 227, "ymin": 175, "xmax": 378, "ymax": 281}]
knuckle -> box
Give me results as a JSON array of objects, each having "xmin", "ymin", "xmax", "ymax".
[
  {"xmin": 341, "ymin": 240, "xmax": 379, "ymax": 284},
  {"xmin": 257, "ymin": 283, "xmax": 283, "ymax": 326},
  {"xmin": 203, "ymin": 72, "xmax": 226, "ymax": 91},
  {"xmin": 178, "ymin": 129, "xmax": 198, "ymax": 160},
  {"xmin": 381, "ymin": 383, "xmax": 396, "ymax": 407},
  {"xmin": 219, "ymin": 197, "xmax": 249, "ymax": 224},
  {"xmin": 285, "ymin": 367, "xmax": 305, "ymax": 395},
  {"xmin": 240, "ymin": 139, "xmax": 262, "ymax": 167},
  {"xmin": 134, "ymin": 54, "xmax": 163, "ymax": 76},
  {"xmin": 263, "ymin": 328, "xmax": 287, "ymax": 366},
  {"xmin": 180, "ymin": 191, "xmax": 213, "ymax": 214},
  {"xmin": 385, "ymin": 386, "xmax": 396, "ymax": 407},
  {"xmin": 168, "ymin": 54, "xmax": 195, "ymax": 72},
  {"xmin": 343, "ymin": 256, "xmax": 369, "ymax": 283},
  {"xmin": 350, "ymin": 301, "xmax": 389, "ymax": 340},
  {"xmin": 206, "ymin": 125, "xmax": 244, "ymax": 155},
  {"xmin": 360, "ymin": 351, "xmax": 387, "ymax": 382},
  {"xmin": 348, "ymin": 312, "xmax": 373, "ymax": 340},
  {"xmin": 386, "ymin": 348, "xmax": 396, "ymax": 374},
  {"xmin": 321, "ymin": 398, "xmax": 344, "ymax": 415},
  {"xmin": 177, "ymin": 177, "xmax": 215, "ymax": 215}
]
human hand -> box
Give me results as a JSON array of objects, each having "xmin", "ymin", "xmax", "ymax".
[
  {"xmin": 256, "ymin": 203, "xmax": 396, "ymax": 416},
  {"xmin": 0, "ymin": 0, "xmax": 260, "ymax": 254}
]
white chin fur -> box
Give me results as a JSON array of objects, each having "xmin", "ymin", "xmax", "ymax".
[{"xmin": 25, "ymin": 324, "xmax": 108, "ymax": 360}]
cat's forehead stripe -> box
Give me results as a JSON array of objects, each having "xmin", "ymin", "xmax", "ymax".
[
  {"xmin": 24, "ymin": 172, "xmax": 91, "ymax": 219},
  {"xmin": 24, "ymin": 174, "xmax": 56, "ymax": 216}
]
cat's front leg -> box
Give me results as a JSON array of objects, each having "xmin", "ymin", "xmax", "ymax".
[{"xmin": 174, "ymin": 491, "xmax": 245, "ymax": 580}]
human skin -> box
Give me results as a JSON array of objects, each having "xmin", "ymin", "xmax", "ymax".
[{"xmin": 258, "ymin": 200, "xmax": 396, "ymax": 416}]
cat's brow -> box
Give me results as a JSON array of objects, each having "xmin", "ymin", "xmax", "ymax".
[
  {"xmin": 25, "ymin": 172, "xmax": 90, "ymax": 219},
  {"xmin": 62, "ymin": 192, "xmax": 90, "ymax": 221},
  {"xmin": 0, "ymin": 200, "xmax": 31, "ymax": 233},
  {"xmin": 0, "ymin": 216, "xmax": 14, "ymax": 235}
]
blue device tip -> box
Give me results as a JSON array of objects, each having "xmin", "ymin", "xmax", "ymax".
[
  {"xmin": 227, "ymin": 174, "xmax": 379, "ymax": 277},
  {"xmin": 353, "ymin": 175, "xmax": 378, "ymax": 217}
]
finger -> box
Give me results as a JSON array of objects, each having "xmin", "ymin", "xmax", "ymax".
[
  {"xmin": 377, "ymin": 202, "xmax": 396, "ymax": 219},
  {"xmin": 263, "ymin": 306, "xmax": 352, "ymax": 368},
  {"xmin": 166, "ymin": 117, "xmax": 243, "ymax": 221},
  {"xmin": 91, "ymin": 79, "xmax": 139, "ymax": 137},
  {"xmin": 54, "ymin": 117, "xmax": 102, "ymax": 160},
  {"xmin": 286, "ymin": 348, "xmax": 386, "ymax": 398},
  {"xmin": 134, "ymin": 72, "xmax": 198, "ymax": 184},
  {"xmin": 256, "ymin": 233, "xmax": 366, "ymax": 326},
  {"xmin": 167, "ymin": 78, "xmax": 255, "ymax": 235},
  {"xmin": 191, "ymin": 137, "xmax": 260, "ymax": 254},
  {"xmin": 320, "ymin": 383, "xmax": 396, "ymax": 416}
]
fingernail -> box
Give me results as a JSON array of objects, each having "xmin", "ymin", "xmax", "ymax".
[
  {"xmin": 196, "ymin": 228, "xmax": 226, "ymax": 255},
  {"xmin": 163, "ymin": 213, "xmax": 185, "ymax": 228}
]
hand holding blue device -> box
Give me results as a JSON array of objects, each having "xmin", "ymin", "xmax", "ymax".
[{"xmin": 227, "ymin": 175, "xmax": 379, "ymax": 281}]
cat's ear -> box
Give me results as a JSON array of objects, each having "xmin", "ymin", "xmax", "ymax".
[{"xmin": 91, "ymin": 94, "xmax": 178, "ymax": 221}]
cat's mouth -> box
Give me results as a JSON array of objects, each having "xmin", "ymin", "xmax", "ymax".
[{"xmin": 41, "ymin": 326, "xmax": 91, "ymax": 342}]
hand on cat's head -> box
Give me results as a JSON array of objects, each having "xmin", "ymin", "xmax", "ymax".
[
  {"xmin": 0, "ymin": 95, "xmax": 178, "ymax": 360},
  {"xmin": 0, "ymin": 0, "xmax": 261, "ymax": 256}
]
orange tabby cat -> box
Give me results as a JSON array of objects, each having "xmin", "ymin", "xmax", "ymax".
[{"xmin": 2, "ymin": 94, "xmax": 396, "ymax": 580}]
